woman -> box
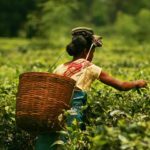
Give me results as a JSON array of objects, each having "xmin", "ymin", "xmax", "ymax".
[{"xmin": 35, "ymin": 27, "xmax": 147, "ymax": 150}]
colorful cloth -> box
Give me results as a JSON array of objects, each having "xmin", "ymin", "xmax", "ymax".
[
  {"xmin": 66, "ymin": 90, "xmax": 87, "ymax": 129},
  {"xmin": 53, "ymin": 58, "xmax": 102, "ymax": 91}
]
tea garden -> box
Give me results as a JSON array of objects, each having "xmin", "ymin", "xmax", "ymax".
[{"xmin": 0, "ymin": 37, "xmax": 150, "ymax": 150}]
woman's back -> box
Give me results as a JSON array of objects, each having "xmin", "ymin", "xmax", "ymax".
[{"xmin": 53, "ymin": 58, "xmax": 102, "ymax": 91}]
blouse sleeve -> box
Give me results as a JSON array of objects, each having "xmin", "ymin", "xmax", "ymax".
[{"xmin": 91, "ymin": 64, "xmax": 102, "ymax": 79}]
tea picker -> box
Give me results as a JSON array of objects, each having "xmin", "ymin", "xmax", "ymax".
[{"xmin": 16, "ymin": 27, "xmax": 147, "ymax": 150}]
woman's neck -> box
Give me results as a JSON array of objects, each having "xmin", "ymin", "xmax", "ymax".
[{"xmin": 72, "ymin": 56, "xmax": 85, "ymax": 61}]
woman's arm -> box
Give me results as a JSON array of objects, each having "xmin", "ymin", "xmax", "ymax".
[{"xmin": 99, "ymin": 71, "xmax": 147, "ymax": 91}]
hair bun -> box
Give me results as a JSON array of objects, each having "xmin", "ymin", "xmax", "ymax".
[
  {"xmin": 66, "ymin": 43, "xmax": 75, "ymax": 56},
  {"xmin": 72, "ymin": 35, "xmax": 87, "ymax": 48},
  {"xmin": 66, "ymin": 35, "xmax": 87, "ymax": 56}
]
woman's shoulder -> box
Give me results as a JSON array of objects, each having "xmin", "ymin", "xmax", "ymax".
[
  {"xmin": 62, "ymin": 58, "xmax": 91, "ymax": 67},
  {"xmin": 75, "ymin": 58, "xmax": 92, "ymax": 65},
  {"xmin": 53, "ymin": 64, "xmax": 66, "ymax": 73}
]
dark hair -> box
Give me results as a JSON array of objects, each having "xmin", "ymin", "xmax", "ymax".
[{"xmin": 66, "ymin": 35, "xmax": 93, "ymax": 56}]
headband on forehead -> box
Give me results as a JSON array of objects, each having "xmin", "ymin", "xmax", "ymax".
[
  {"xmin": 71, "ymin": 27, "xmax": 94, "ymax": 37},
  {"xmin": 71, "ymin": 27, "xmax": 102, "ymax": 47}
]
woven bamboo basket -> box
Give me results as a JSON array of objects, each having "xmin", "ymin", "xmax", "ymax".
[{"xmin": 16, "ymin": 72, "xmax": 76, "ymax": 133}]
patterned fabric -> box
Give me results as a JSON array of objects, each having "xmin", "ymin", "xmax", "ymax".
[
  {"xmin": 67, "ymin": 90, "xmax": 87, "ymax": 127},
  {"xmin": 63, "ymin": 59, "xmax": 91, "ymax": 77},
  {"xmin": 53, "ymin": 59, "xmax": 102, "ymax": 91}
]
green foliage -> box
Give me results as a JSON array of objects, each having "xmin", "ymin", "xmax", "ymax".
[
  {"xmin": 114, "ymin": 12, "xmax": 139, "ymax": 37},
  {"xmin": 0, "ymin": 0, "xmax": 37, "ymax": 37},
  {"xmin": 0, "ymin": 38, "xmax": 149, "ymax": 149},
  {"xmin": 0, "ymin": 79, "xmax": 35, "ymax": 149},
  {"xmin": 0, "ymin": 0, "xmax": 150, "ymax": 44},
  {"xmin": 92, "ymin": 1, "xmax": 111, "ymax": 25},
  {"xmin": 136, "ymin": 9, "xmax": 150, "ymax": 42},
  {"xmin": 113, "ymin": 9, "xmax": 150, "ymax": 42}
]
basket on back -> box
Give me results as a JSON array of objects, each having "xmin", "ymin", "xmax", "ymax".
[{"xmin": 16, "ymin": 72, "xmax": 76, "ymax": 133}]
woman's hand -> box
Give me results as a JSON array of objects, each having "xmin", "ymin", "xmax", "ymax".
[{"xmin": 135, "ymin": 80, "xmax": 147, "ymax": 88}]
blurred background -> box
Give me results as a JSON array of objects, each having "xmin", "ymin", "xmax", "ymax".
[
  {"xmin": 0, "ymin": 0, "xmax": 149, "ymax": 47},
  {"xmin": 0, "ymin": 1, "xmax": 150, "ymax": 149}
]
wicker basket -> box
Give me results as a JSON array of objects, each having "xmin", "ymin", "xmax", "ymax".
[{"xmin": 16, "ymin": 72, "xmax": 76, "ymax": 133}]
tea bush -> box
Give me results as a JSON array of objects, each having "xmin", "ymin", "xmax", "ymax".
[{"xmin": 0, "ymin": 38, "xmax": 149, "ymax": 149}]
